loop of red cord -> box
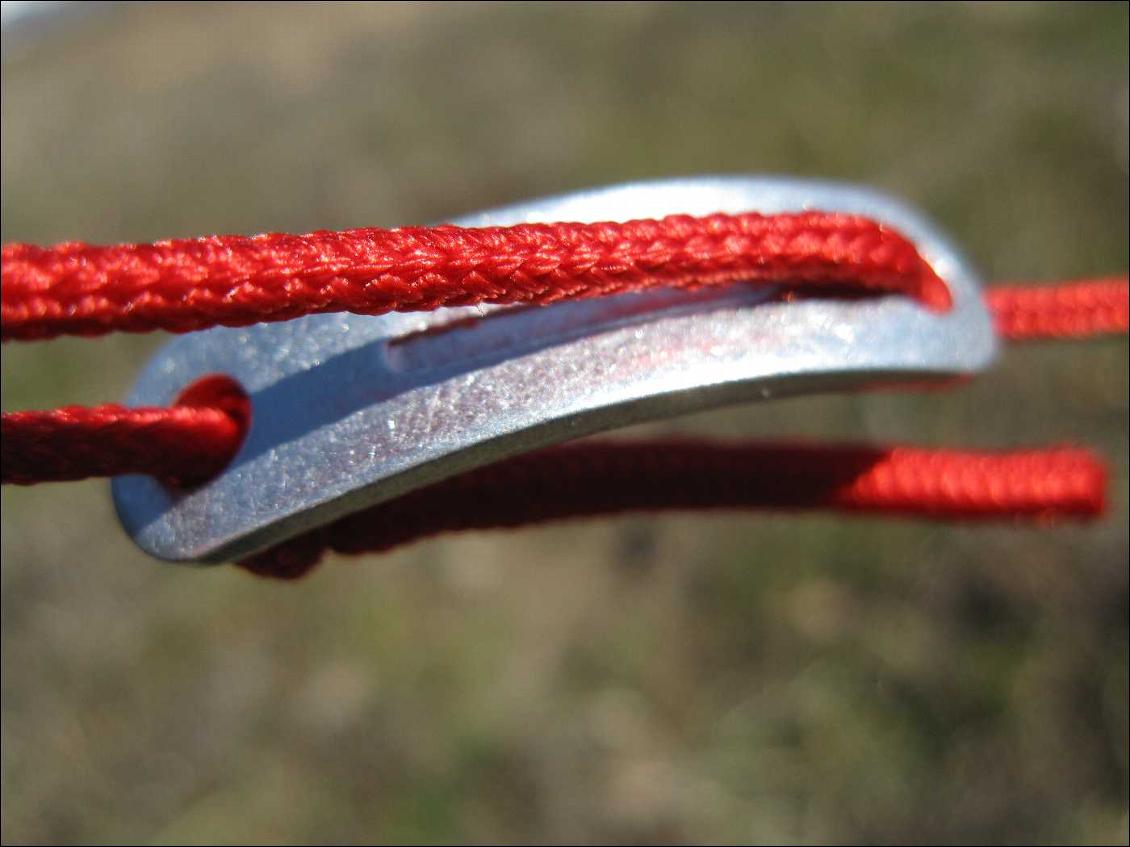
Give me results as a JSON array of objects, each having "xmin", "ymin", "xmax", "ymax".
[{"xmin": 1, "ymin": 212, "xmax": 1126, "ymax": 577}]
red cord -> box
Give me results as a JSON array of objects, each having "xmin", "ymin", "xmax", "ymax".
[
  {"xmin": 0, "ymin": 212, "xmax": 950, "ymax": 341},
  {"xmin": 1, "ymin": 405, "xmax": 242, "ymax": 486},
  {"xmin": 238, "ymin": 440, "xmax": 1107, "ymax": 578},
  {"xmin": 1, "ymin": 212, "xmax": 1125, "ymax": 578},
  {"xmin": 986, "ymin": 277, "xmax": 1129, "ymax": 340},
  {"xmin": 0, "ymin": 374, "xmax": 250, "ymax": 486}
]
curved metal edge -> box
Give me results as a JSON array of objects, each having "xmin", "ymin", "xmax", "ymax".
[{"xmin": 113, "ymin": 175, "xmax": 997, "ymax": 564}]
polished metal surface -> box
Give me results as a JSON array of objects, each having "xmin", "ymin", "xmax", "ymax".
[{"xmin": 113, "ymin": 176, "xmax": 998, "ymax": 563}]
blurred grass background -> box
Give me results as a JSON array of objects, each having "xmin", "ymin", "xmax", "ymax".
[{"xmin": 1, "ymin": 2, "xmax": 1127, "ymax": 843}]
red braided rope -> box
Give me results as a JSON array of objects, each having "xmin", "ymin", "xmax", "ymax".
[
  {"xmin": 0, "ymin": 405, "xmax": 242, "ymax": 486},
  {"xmin": 0, "ymin": 212, "xmax": 950, "ymax": 341},
  {"xmin": 986, "ymin": 277, "xmax": 1129, "ymax": 340},
  {"xmin": 238, "ymin": 440, "xmax": 1107, "ymax": 579},
  {"xmin": 1, "ymin": 212, "xmax": 1125, "ymax": 577},
  {"xmin": 0, "ymin": 374, "xmax": 251, "ymax": 486}
]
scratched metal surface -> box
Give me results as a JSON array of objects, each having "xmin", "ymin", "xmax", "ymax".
[{"xmin": 112, "ymin": 176, "xmax": 997, "ymax": 563}]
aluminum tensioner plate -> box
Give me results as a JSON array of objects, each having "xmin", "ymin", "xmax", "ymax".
[{"xmin": 113, "ymin": 176, "xmax": 998, "ymax": 563}]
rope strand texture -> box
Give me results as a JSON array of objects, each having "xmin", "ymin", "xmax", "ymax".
[
  {"xmin": 987, "ymin": 277, "xmax": 1129, "ymax": 340},
  {"xmin": 0, "ymin": 405, "xmax": 242, "ymax": 486},
  {"xmin": 1, "ymin": 212, "xmax": 951, "ymax": 341}
]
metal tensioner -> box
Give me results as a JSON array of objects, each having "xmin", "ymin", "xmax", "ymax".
[{"xmin": 112, "ymin": 176, "xmax": 999, "ymax": 563}]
